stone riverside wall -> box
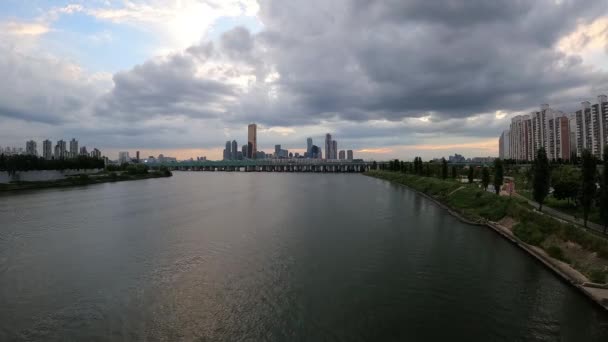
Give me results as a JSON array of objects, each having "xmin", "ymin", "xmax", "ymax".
[{"xmin": 0, "ymin": 169, "xmax": 103, "ymax": 184}]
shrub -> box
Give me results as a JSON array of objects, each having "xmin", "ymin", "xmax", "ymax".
[
  {"xmin": 589, "ymin": 269, "xmax": 607, "ymax": 284},
  {"xmin": 546, "ymin": 245, "xmax": 568, "ymax": 263},
  {"xmin": 513, "ymin": 223, "xmax": 546, "ymax": 246}
]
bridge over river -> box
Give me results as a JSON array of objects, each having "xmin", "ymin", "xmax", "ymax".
[{"xmin": 146, "ymin": 159, "xmax": 378, "ymax": 172}]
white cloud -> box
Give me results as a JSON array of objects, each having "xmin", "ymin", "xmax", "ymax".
[{"xmin": 2, "ymin": 22, "xmax": 50, "ymax": 36}]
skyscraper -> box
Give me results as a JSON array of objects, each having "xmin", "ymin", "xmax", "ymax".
[
  {"xmin": 26, "ymin": 140, "xmax": 37, "ymax": 156},
  {"xmin": 347, "ymin": 150, "xmax": 353, "ymax": 161},
  {"xmin": 43, "ymin": 139, "xmax": 52, "ymax": 160},
  {"xmin": 242, "ymin": 144, "xmax": 247, "ymax": 158},
  {"xmin": 339, "ymin": 150, "xmax": 345, "ymax": 160},
  {"xmin": 225, "ymin": 141, "xmax": 232, "ymax": 160},
  {"xmin": 248, "ymin": 123, "xmax": 257, "ymax": 159},
  {"xmin": 69, "ymin": 138, "xmax": 78, "ymax": 158},
  {"xmin": 332, "ymin": 140, "xmax": 338, "ymax": 159},
  {"xmin": 231, "ymin": 140, "xmax": 238, "ymax": 160},
  {"xmin": 325, "ymin": 133, "xmax": 332, "ymax": 160},
  {"xmin": 307, "ymin": 137, "xmax": 313, "ymax": 157},
  {"xmin": 136, "ymin": 151, "xmax": 140, "ymax": 162}
]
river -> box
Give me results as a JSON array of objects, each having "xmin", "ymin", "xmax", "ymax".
[{"xmin": 1, "ymin": 172, "xmax": 607, "ymax": 341}]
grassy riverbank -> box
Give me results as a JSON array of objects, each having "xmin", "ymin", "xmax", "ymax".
[
  {"xmin": 365, "ymin": 170, "xmax": 608, "ymax": 284},
  {"xmin": 0, "ymin": 170, "xmax": 172, "ymax": 192}
]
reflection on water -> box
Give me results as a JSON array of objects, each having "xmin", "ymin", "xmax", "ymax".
[{"xmin": 1, "ymin": 172, "xmax": 607, "ymax": 341}]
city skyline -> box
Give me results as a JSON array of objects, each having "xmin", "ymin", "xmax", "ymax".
[{"xmin": 5, "ymin": 1, "xmax": 608, "ymax": 160}]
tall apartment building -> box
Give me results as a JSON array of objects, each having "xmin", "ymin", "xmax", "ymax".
[
  {"xmin": 80, "ymin": 146, "xmax": 88, "ymax": 156},
  {"xmin": 224, "ymin": 141, "xmax": 232, "ymax": 160},
  {"xmin": 69, "ymin": 138, "xmax": 78, "ymax": 158},
  {"xmin": 347, "ymin": 150, "xmax": 353, "ymax": 161},
  {"xmin": 55, "ymin": 140, "xmax": 67, "ymax": 159},
  {"xmin": 575, "ymin": 95, "xmax": 608, "ymax": 159},
  {"xmin": 90, "ymin": 148, "xmax": 101, "ymax": 158},
  {"xmin": 43, "ymin": 139, "xmax": 52, "ymax": 160},
  {"xmin": 26, "ymin": 140, "xmax": 37, "ymax": 156},
  {"xmin": 509, "ymin": 115, "xmax": 532, "ymax": 161},
  {"xmin": 499, "ymin": 130, "xmax": 510, "ymax": 159},
  {"xmin": 338, "ymin": 150, "xmax": 345, "ymax": 160}
]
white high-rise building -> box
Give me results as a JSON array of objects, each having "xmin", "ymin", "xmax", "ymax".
[
  {"xmin": 118, "ymin": 151, "xmax": 130, "ymax": 164},
  {"xmin": 575, "ymin": 95, "xmax": 608, "ymax": 159}
]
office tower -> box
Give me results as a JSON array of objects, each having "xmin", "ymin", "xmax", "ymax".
[
  {"xmin": 275, "ymin": 144, "xmax": 281, "ymax": 157},
  {"xmin": 242, "ymin": 144, "xmax": 247, "ymax": 158},
  {"xmin": 225, "ymin": 141, "xmax": 232, "ymax": 160},
  {"xmin": 26, "ymin": 140, "xmax": 37, "ymax": 156},
  {"xmin": 80, "ymin": 146, "xmax": 88, "ymax": 156},
  {"xmin": 325, "ymin": 133, "xmax": 332, "ymax": 160},
  {"xmin": 248, "ymin": 123, "xmax": 257, "ymax": 159},
  {"xmin": 91, "ymin": 148, "xmax": 101, "ymax": 158},
  {"xmin": 237, "ymin": 151, "xmax": 243, "ymax": 160},
  {"xmin": 136, "ymin": 151, "xmax": 140, "ymax": 162},
  {"xmin": 55, "ymin": 140, "xmax": 67, "ymax": 159},
  {"xmin": 499, "ymin": 130, "xmax": 510, "ymax": 159},
  {"xmin": 307, "ymin": 137, "xmax": 313, "ymax": 157},
  {"xmin": 118, "ymin": 151, "xmax": 130, "ymax": 164},
  {"xmin": 69, "ymin": 138, "xmax": 78, "ymax": 158},
  {"xmin": 43, "ymin": 139, "xmax": 52, "ymax": 160},
  {"xmin": 332, "ymin": 140, "xmax": 338, "ymax": 159},
  {"xmin": 231, "ymin": 140, "xmax": 238, "ymax": 160},
  {"xmin": 311, "ymin": 145, "xmax": 320, "ymax": 159},
  {"xmin": 339, "ymin": 150, "xmax": 345, "ymax": 160},
  {"xmin": 347, "ymin": 150, "xmax": 353, "ymax": 161}
]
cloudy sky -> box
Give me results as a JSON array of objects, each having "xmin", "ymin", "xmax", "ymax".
[{"xmin": 2, "ymin": 0, "xmax": 608, "ymax": 160}]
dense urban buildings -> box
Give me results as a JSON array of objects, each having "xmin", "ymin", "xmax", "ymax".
[
  {"xmin": 504, "ymin": 103, "xmax": 574, "ymax": 161},
  {"xmin": 69, "ymin": 138, "xmax": 78, "ymax": 158},
  {"xmin": 218, "ymin": 125, "xmax": 354, "ymax": 161},
  {"xmin": 26, "ymin": 140, "xmax": 37, "ymax": 156}
]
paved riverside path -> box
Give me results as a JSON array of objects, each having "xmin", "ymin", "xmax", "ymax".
[{"xmin": 514, "ymin": 193, "xmax": 607, "ymax": 236}]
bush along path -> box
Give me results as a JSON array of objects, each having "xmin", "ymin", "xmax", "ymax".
[{"xmin": 365, "ymin": 170, "xmax": 608, "ymax": 310}]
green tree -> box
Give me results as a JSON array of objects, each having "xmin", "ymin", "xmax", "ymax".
[
  {"xmin": 493, "ymin": 158, "xmax": 504, "ymax": 195},
  {"xmin": 481, "ymin": 167, "xmax": 490, "ymax": 191},
  {"xmin": 372, "ymin": 161, "xmax": 377, "ymax": 170},
  {"xmin": 551, "ymin": 165, "xmax": 580, "ymax": 204},
  {"xmin": 532, "ymin": 147, "xmax": 550, "ymax": 211},
  {"xmin": 580, "ymin": 149, "xmax": 597, "ymax": 228},
  {"xmin": 451, "ymin": 165, "xmax": 457, "ymax": 179},
  {"xmin": 441, "ymin": 158, "xmax": 448, "ymax": 179},
  {"xmin": 600, "ymin": 146, "xmax": 608, "ymax": 233},
  {"xmin": 467, "ymin": 166, "xmax": 474, "ymax": 184}
]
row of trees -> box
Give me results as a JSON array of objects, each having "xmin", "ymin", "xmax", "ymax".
[
  {"xmin": 0, "ymin": 154, "xmax": 104, "ymax": 174},
  {"xmin": 531, "ymin": 146, "xmax": 608, "ymax": 231},
  {"xmin": 383, "ymin": 157, "xmax": 505, "ymax": 195}
]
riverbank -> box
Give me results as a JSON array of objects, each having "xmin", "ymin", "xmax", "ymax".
[
  {"xmin": 365, "ymin": 170, "xmax": 608, "ymax": 311},
  {"xmin": 0, "ymin": 170, "xmax": 172, "ymax": 192}
]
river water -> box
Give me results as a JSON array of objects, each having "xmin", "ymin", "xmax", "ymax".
[{"xmin": 1, "ymin": 172, "xmax": 607, "ymax": 341}]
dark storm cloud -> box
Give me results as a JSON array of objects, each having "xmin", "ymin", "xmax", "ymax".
[
  {"xmin": 251, "ymin": 0, "xmax": 608, "ymax": 125},
  {"xmin": 95, "ymin": 52, "xmax": 238, "ymax": 120}
]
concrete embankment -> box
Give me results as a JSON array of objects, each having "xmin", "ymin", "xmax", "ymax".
[{"xmin": 367, "ymin": 173, "xmax": 608, "ymax": 312}]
